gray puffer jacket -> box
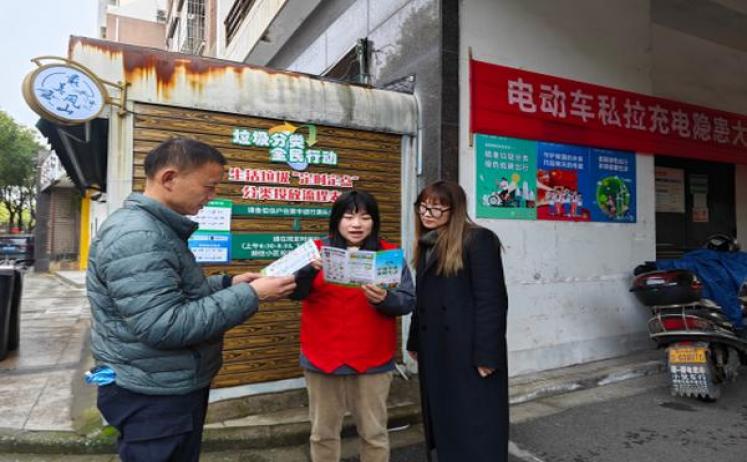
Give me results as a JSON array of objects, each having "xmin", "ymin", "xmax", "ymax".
[{"xmin": 86, "ymin": 193, "xmax": 258, "ymax": 395}]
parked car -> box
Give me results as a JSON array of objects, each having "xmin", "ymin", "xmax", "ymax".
[{"xmin": 0, "ymin": 235, "xmax": 34, "ymax": 264}]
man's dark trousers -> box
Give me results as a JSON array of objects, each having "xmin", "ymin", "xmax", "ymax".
[{"xmin": 97, "ymin": 383, "xmax": 210, "ymax": 462}]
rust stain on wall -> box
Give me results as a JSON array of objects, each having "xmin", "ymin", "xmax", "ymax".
[
  {"xmin": 66, "ymin": 36, "xmax": 418, "ymax": 136},
  {"xmin": 70, "ymin": 36, "xmax": 317, "ymax": 100}
]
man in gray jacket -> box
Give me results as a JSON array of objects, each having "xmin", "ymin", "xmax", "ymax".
[{"xmin": 86, "ymin": 138, "xmax": 296, "ymax": 462}]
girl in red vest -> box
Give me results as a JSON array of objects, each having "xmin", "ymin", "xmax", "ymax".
[{"xmin": 292, "ymin": 190, "xmax": 414, "ymax": 462}]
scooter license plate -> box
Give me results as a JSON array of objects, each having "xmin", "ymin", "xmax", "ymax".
[{"xmin": 668, "ymin": 346, "xmax": 707, "ymax": 364}]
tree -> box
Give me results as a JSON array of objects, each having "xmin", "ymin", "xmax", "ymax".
[{"xmin": 0, "ymin": 110, "xmax": 42, "ymax": 233}]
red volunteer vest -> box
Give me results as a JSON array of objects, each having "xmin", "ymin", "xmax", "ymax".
[{"xmin": 300, "ymin": 239, "xmax": 398, "ymax": 373}]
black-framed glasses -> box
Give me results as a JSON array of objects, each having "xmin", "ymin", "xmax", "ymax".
[{"xmin": 416, "ymin": 203, "xmax": 451, "ymax": 218}]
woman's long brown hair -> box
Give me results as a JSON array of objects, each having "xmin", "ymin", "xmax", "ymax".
[{"xmin": 414, "ymin": 180, "xmax": 474, "ymax": 276}]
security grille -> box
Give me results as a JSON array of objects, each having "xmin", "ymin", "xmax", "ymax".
[
  {"xmin": 225, "ymin": 0, "xmax": 256, "ymax": 44},
  {"xmin": 181, "ymin": 0, "xmax": 205, "ymax": 54}
]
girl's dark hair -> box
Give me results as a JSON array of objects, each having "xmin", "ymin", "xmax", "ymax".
[{"xmin": 328, "ymin": 190, "xmax": 381, "ymax": 250}]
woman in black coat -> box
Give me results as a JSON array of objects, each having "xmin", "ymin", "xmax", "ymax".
[{"xmin": 406, "ymin": 180, "xmax": 509, "ymax": 462}]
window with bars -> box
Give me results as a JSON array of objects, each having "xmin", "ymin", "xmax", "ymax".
[
  {"xmin": 224, "ymin": 0, "xmax": 256, "ymax": 44},
  {"xmin": 181, "ymin": 0, "xmax": 206, "ymax": 54}
]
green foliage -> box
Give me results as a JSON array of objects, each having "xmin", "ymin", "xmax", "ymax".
[{"xmin": 0, "ymin": 110, "xmax": 42, "ymax": 232}]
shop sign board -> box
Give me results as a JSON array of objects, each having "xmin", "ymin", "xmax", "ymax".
[
  {"xmin": 232, "ymin": 233, "xmax": 325, "ymax": 260},
  {"xmin": 476, "ymin": 133, "xmax": 636, "ymax": 223},
  {"xmin": 470, "ymin": 59, "xmax": 747, "ymax": 164},
  {"xmin": 23, "ymin": 63, "xmax": 107, "ymax": 125},
  {"xmin": 232, "ymin": 204, "xmax": 331, "ymax": 218},
  {"xmin": 132, "ymin": 102, "xmax": 403, "ymax": 387},
  {"xmin": 232, "ymin": 123, "xmax": 338, "ymax": 171}
]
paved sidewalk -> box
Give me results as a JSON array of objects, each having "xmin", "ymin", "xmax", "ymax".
[
  {"xmin": 0, "ymin": 271, "xmax": 89, "ymax": 432},
  {"xmin": 0, "ymin": 269, "xmax": 668, "ymax": 459}
]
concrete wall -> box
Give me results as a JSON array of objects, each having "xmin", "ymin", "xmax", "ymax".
[
  {"xmin": 460, "ymin": 0, "xmax": 656, "ymax": 376},
  {"xmin": 223, "ymin": 0, "xmax": 288, "ymax": 61},
  {"xmin": 460, "ymin": 0, "xmax": 747, "ymax": 376},
  {"xmin": 106, "ymin": 14, "xmax": 166, "ymax": 48},
  {"xmin": 214, "ymin": 0, "xmax": 232, "ymax": 57},
  {"xmin": 270, "ymin": 0, "xmax": 446, "ymax": 188},
  {"xmin": 108, "ymin": 0, "xmax": 166, "ymax": 22}
]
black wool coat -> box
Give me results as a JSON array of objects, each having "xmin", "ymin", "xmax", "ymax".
[{"xmin": 407, "ymin": 226, "xmax": 509, "ymax": 462}]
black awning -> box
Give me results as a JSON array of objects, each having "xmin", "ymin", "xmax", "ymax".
[{"xmin": 36, "ymin": 118, "xmax": 108, "ymax": 194}]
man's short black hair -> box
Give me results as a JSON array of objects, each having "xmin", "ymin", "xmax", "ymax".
[{"xmin": 144, "ymin": 138, "xmax": 227, "ymax": 178}]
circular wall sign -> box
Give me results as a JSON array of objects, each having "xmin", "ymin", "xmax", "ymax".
[{"xmin": 22, "ymin": 64, "xmax": 107, "ymax": 125}]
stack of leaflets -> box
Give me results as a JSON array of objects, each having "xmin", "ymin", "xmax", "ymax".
[
  {"xmin": 321, "ymin": 246, "xmax": 404, "ymax": 288},
  {"xmin": 261, "ymin": 239, "xmax": 320, "ymax": 276}
]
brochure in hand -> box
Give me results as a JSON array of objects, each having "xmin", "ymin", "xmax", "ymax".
[
  {"xmin": 321, "ymin": 246, "xmax": 404, "ymax": 288},
  {"xmin": 261, "ymin": 239, "xmax": 320, "ymax": 276}
]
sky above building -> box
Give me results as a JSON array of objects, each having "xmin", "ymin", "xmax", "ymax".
[{"xmin": 0, "ymin": 0, "xmax": 98, "ymax": 133}]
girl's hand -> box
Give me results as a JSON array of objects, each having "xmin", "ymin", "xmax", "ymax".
[
  {"xmin": 310, "ymin": 259, "xmax": 323, "ymax": 271},
  {"xmin": 477, "ymin": 366, "xmax": 495, "ymax": 378},
  {"xmin": 361, "ymin": 284, "xmax": 387, "ymax": 304}
]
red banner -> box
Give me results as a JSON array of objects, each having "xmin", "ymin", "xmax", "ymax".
[{"xmin": 470, "ymin": 59, "xmax": 747, "ymax": 164}]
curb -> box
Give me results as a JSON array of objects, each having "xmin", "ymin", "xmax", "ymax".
[
  {"xmin": 0, "ymin": 403, "xmax": 421, "ymax": 455},
  {"xmin": 509, "ymin": 351, "xmax": 666, "ymax": 405},
  {"xmin": 0, "ymin": 428, "xmax": 116, "ymax": 455},
  {"xmin": 52, "ymin": 271, "xmax": 86, "ymax": 289},
  {"xmin": 202, "ymin": 403, "xmax": 420, "ymax": 452}
]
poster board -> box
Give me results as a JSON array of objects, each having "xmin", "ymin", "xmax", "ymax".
[
  {"xmin": 476, "ymin": 133, "xmax": 637, "ymax": 223},
  {"xmin": 132, "ymin": 103, "xmax": 403, "ymax": 387}
]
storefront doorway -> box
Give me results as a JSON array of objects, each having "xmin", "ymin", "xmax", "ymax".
[{"xmin": 654, "ymin": 155, "xmax": 736, "ymax": 259}]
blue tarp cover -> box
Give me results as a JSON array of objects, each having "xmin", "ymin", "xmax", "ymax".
[{"xmin": 657, "ymin": 249, "xmax": 747, "ymax": 329}]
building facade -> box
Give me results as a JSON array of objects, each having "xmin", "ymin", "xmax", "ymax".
[
  {"xmin": 34, "ymin": 151, "xmax": 80, "ymax": 272},
  {"xmin": 165, "ymin": 0, "xmax": 225, "ymax": 56},
  {"xmin": 213, "ymin": 0, "xmax": 456, "ymax": 189},
  {"xmin": 35, "ymin": 0, "xmax": 168, "ymax": 272},
  {"xmin": 97, "ymin": 0, "xmax": 168, "ymax": 48},
  {"xmin": 29, "ymin": 0, "xmax": 747, "ymax": 385},
  {"xmin": 213, "ymin": 0, "xmax": 747, "ymax": 376}
]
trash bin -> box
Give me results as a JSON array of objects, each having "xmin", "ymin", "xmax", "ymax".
[
  {"xmin": 0, "ymin": 266, "xmax": 16, "ymax": 361},
  {"xmin": 7, "ymin": 265, "xmax": 24, "ymax": 351}
]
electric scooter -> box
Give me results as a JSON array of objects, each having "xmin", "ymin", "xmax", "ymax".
[{"xmin": 630, "ymin": 235, "xmax": 747, "ymax": 401}]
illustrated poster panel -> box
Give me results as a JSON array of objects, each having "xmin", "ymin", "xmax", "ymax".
[
  {"xmin": 536, "ymin": 142, "xmax": 592, "ymax": 222},
  {"xmin": 588, "ymin": 148, "xmax": 637, "ymax": 223},
  {"xmin": 475, "ymin": 134, "xmax": 538, "ymax": 220}
]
